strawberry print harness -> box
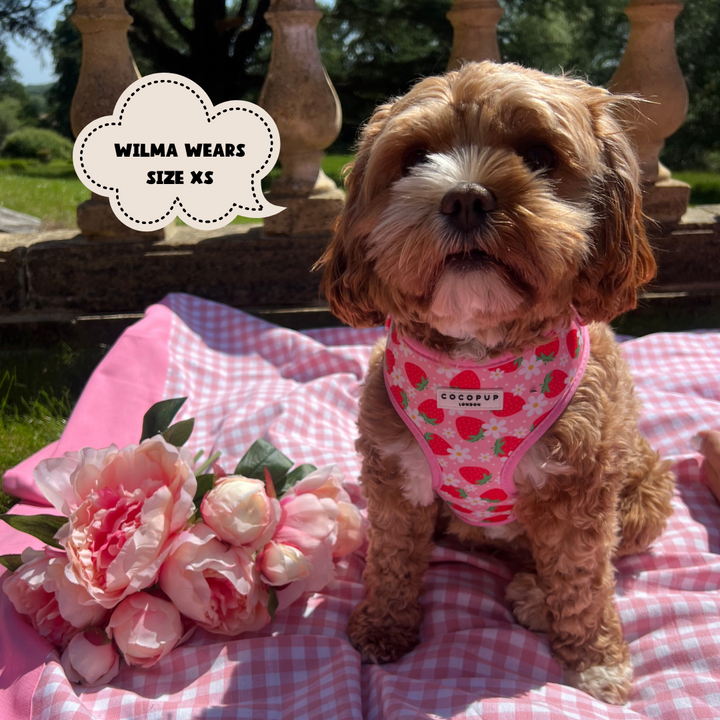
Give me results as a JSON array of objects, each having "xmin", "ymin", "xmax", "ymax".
[{"xmin": 383, "ymin": 318, "xmax": 590, "ymax": 525}]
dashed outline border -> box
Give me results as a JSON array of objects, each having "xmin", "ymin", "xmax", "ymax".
[{"xmin": 75, "ymin": 77, "xmax": 276, "ymax": 226}]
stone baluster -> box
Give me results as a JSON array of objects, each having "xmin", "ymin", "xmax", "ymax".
[
  {"xmin": 608, "ymin": 0, "xmax": 690, "ymax": 222},
  {"xmin": 259, "ymin": 0, "xmax": 344, "ymax": 237},
  {"xmin": 446, "ymin": 0, "xmax": 504, "ymax": 70},
  {"xmin": 71, "ymin": 0, "xmax": 167, "ymax": 239}
]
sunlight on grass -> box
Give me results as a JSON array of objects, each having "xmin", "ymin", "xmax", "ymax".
[
  {"xmin": 0, "ymin": 155, "xmax": 354, "ymax": 229},
  {"xmin": 0, "ymin": 370, "xmax": 71, "ymax": 512},
  {"xmin": 0, "ymin": 342, "xmax": 108, "ymax": 513},
  {"xmin": 0, "ymin": 159, "xmax": 90, "ymax": 229},
  {"xmin": 674, "ymin": 171, "xmax": 720, "ymax": 206}
]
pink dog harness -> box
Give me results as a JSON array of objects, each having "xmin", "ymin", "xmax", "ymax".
[{"xmin": 383, "ymin": 318, "xmax": 590, "ymax": 525}]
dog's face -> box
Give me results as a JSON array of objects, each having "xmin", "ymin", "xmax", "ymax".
[{"xmin": 319, "ymin": 62, "xmax": 656, "ymax": 341}]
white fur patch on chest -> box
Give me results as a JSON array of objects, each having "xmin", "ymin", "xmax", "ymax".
[
  {"xmin": 377, "ymin": 437, "xmax": 435, "ymax": 507},
  {"xmin": 513, "ymin": 438, "xmax": 573, "ymax": 490}
]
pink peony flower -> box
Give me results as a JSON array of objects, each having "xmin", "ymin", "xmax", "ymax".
[
  {"xmin": 201, "ymin": 475, "xmax": 280, "ymax": 549},
  {"xmin": 34, "ymin": 437, "xmax": 197, "ymax": 608},
  {"xmin": 159, "ymin": 524, "xmax": 270, "ymax": 636},
  {"xmin": 259, "ymin": 542, "xmax": 312, "ymax": 586},
  {"xmin": 290, "ymin": 464, "xmax": 346, "ymax": 501},
  {"xmin": 3, "ymin": 547, "xmax": 108, "ymax": 649},
  {"xmin": 60, "ymin": 628, "xmax": 119, "ymax": 685},
  {"xmin": 284, "ymin": 464, "xmax": 364, "ymax": 558},
  {"xmin": 107, "ymin": 592, "xmax": 183, "ymax": 668},
  {"xmin": 270, "ymin": 484, "xmax": 339, "ymax": 611},
  {"xmin": 334, "ymin": 501, "xmax": 364, "ymax": 558}
]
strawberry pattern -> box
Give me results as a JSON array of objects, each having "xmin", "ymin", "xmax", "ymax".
[{"xmin": 384, "ymin": 317, "xmax": 590, "ymax": 526}]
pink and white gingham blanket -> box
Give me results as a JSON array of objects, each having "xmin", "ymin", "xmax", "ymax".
[{"xmin": 1, "ymin": 293, "xmax": 719, "ymax": 720}]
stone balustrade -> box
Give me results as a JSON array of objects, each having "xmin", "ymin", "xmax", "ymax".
[
  {"xmin": 609, "ymin": 0, "xmax": 690, "ymax": 222},
  {"xmin": 70, "ymin": 0, "xmax": 168, "ymax": 240},
  {"xmin": 447, "ymin": 0, "xmax": 504, "ymax": 69},
  {"xmin": 258, "ymin": 0, "xmax": 344, "ymax": 237},
  {"xmin": 68, "ymin": 0, "xmax": 691, "ymax": 235}
]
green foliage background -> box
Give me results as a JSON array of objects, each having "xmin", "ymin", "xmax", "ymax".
[{"xmin": 1, "ymin": 1, "xmax": 717, "ymax": 168}]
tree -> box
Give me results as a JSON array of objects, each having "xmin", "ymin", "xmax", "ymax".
[
  {"xmin": 0, "ymin": 1, "xmax": 63, "ymax": 42},
  {"xmin": 36, "ymin": 0, "xmax": 720, "ymax": 166},
  {"xmin": 0, "ymin": 37, "xmax": 45, "ymax": 137},
  {"xmin": 498, "ymin": 0, "xmax": 628, "ymax": 85},
  {"xmin": 319, "ymin": 0, "xmax": 453, "ymax": 149},
  {"xmin": 43, "ymin": 0, "xmax": 274, "ymax": 137},
  {"xmin": 127, "ymin": 0, "xmax": 271, "ymax": 103},
  {"xmin": 663, "ymin": 0, "xmax": 720, "ymax": 170},
  {"xmin": 44, "ymin": 2, "xmax": 78, "ymax": 138},
  {"xmin": 318, "ymin": 0, "xmax": 631, "ymax": 149}
]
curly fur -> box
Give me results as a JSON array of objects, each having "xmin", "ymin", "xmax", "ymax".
[{"xmin": 315, "ymin": 62, "xmax": 675, "ymax": 705}]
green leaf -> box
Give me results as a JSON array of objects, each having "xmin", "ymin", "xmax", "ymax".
[
  {"xmin": 267, "ymin": 586, "xmax": 279, "ymax": 622},
  {"xmin": 141, "ymin": 397, "xmax": 187, "ymax": 441},
  {"xmin": 0, "ymin": 514, "xmax": 67, "ymax": 548},
  {"xmin": 235, "ymin": 439, "xmax": 293, "ymax": 497},
  {"xmin": 0, "ymin": 554, "xmax": 23, "ymax": 572},
  {"xmin": 162, "ymin": 418, "xmax": 195, "ymax": 447},
  {"xmin": 193, "ymin": 473, "xmax": 215, "ymax": 507},
  {"xmin": 282, "ymin": 464, "xmax": 317, "ymax": 494}
]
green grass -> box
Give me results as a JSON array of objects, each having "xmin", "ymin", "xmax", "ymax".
[
  {"xmin": 0, "ymin": 155, "xmax": 354, "ymax": 229},
  {"xmin": 673, "ymin": 171, "xmax": 720, "ymax": 206},
  {"xmin": 0, "ymin": 343, "xmax": 110, "ymax": 513},
  {"xmin": 0, "ymin": 159, "xmax": 91, "ymax": 229}
]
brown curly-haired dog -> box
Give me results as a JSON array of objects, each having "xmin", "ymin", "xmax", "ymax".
[{"xmin": 316, "ymin": 62, "xmax": 675, "ymax": 705}]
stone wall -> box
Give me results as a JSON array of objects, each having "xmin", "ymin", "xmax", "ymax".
[{"xmin": 1, "ymin": 207, "xmax": 719, "ymax": 341}]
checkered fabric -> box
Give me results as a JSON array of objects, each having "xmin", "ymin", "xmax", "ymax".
[{"xmin": 26, "ymin": 297, "xmax": 720, "ymax": 719}]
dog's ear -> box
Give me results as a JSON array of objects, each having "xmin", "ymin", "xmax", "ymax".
[
  {"xmin": 315, "ymin": 103, "xmax": 393, "ymax": 328},
  {"xmin": 572, "ymin": 95, "xmax": 656, "ymax": 324}
]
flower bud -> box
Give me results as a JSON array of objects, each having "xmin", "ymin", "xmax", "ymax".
[
  {"xmin": 260, "ymin": 542, "xmax": 312, "ymax": 586},
  {"xmin": 60, "ymin": 628, "xmax": 119, "ymax": 685},
  {"xmin": 107, "ymin": 592, "xmax": 183, "ymax": 668},
  {"xmin": 201, "ymin": 475, "xmax": 280, "ymax": 548},
  {"xmin": 333, "ymin": 501, "xmax": 364, "ymax": 558}
]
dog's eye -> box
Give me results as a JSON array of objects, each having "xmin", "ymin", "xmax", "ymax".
[
  {"xmin": 401, "ymin": 148, "xmax": 429, "ymax": 176},
  {"xmin": 520, "ymin": 144, "xmax": 556, "ymax": 173}
]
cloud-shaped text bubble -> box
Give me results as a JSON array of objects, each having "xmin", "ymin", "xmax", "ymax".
[{"xmin": 73, "ymin": 73, "xmax": 283, "ymax": 231}]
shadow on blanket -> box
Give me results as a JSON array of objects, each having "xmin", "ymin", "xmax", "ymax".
[{"xmin": 2, "ymin": 296, "xmax": 720, "ymax": 720}]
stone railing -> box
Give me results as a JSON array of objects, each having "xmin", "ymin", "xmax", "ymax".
[
  {"xmin": 67, "ymin": 0, "xmax": 691, "ymax": 236},
  {"xmin": 1, "ymin": 0, "xmax": 718, "ymax": 339},
  {"xmin": 447, "ymin": 0, "xmax": 691, "ymax": 223}
]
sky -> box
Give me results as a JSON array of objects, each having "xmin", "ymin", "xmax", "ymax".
[{"xmin": 7, "ymin": 3, "xmax": 66, "ymax": 86}]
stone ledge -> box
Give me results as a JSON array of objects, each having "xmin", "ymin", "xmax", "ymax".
[
  {"xmin": 648, "ymin": 206, "xmax": 720, "ymax": 288},
  {"xmin": 1, "ymin": 223, "xmax": 333, "ymax": 316},
  {"xmin": 1, "ymin": 207, "xmax": 719, "ymax": 333}
]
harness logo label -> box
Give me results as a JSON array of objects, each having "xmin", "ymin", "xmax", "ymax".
[
  {"xmin": 73, "ymin": 73, "xmax": 283, "ymax": 231},
  {"xmin": 437, "ymin": 388, "xmax": 504, "ymax": 410}
]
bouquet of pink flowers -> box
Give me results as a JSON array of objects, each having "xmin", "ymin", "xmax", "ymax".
[{"xmin": 0, "ymin": 398, "xmax": 364, "ymax": 686}]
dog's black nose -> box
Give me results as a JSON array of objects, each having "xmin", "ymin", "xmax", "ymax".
[{"xmin": 440, "ymin": 184, "xmax": 496, "ymax": 230}]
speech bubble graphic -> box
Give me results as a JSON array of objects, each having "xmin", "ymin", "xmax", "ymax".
[{"xmin": 73, "ymin": 73, "xmax": 283, "ymax": 231}]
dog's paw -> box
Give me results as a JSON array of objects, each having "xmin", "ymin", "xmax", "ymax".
[
  {"xmin": 565, "ymin": 658, "xmax": 633, "ymax": 705},
  {"xmin": 347, "ymin": 602, "xmax": 421, "ymax": 664},
  {"xmin": 506, "ymin": 572, "xmax": 549, "ymax": 633}
]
